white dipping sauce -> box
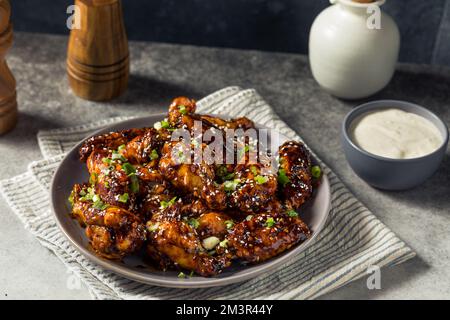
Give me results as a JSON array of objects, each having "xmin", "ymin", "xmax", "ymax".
[{"xmin": 351, "ymin": 108, "xmax": 443, "ymax": 159}]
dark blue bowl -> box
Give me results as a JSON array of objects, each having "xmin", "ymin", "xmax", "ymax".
[{"xmin": 342, "ymin": 100, "xmax": 449, "ymax": 190}]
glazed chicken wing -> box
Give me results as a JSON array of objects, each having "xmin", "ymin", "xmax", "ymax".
[
  {"xmin": 70, "ymin": 184, "xmax": 146, "ymax": 259},
  {"xmin": 278, "ymin": 141, "xmax": 313, "ymax": 210},
  {"xmin": 228, "ymin": 162, "xmax": 278, "ymax": 213},
  {"xmin": 86, "ymin": 149, "xmax": 140, "ymax": 212},
  {"xmin": 197, "ymin": 212, "xmax": 232, "ymax": 239},
  {"xmin": 146, "ymin": 201, "xmax": 230, "ymax": 276},
  {"xmin": 158, "ymin": 141, "xmax": 228, "ymax": 210},
  {"xmin": 146, "ymin": 220, "xmax": 230, "ymax": 276},
  {"xmin": 122, "ymin": 128, "xmax": 169, "ymax": 165},
  {"xmin": 79, "ymin": 128, "xmax": 148, "ymax": 162},
  {"xmin": 168, "ymin": 96, "xmax": 255, "ymax": 133},
  {"xmin": 224, "ymin": 212, "xmax": 311, "ymax": 263}
]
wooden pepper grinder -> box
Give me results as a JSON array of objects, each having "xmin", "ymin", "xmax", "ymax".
[
  {"xmin": 67, "ymin": 0, "xmax": 129, "ymax": 101},
  {"xmin": 0, "ymin": 0, "xmax": 17, "ymax": 134}
]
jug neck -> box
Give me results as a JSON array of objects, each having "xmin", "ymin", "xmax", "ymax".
[{"xmin": 331, "ymin": 0, "xmax": 386, "ymax": 14}]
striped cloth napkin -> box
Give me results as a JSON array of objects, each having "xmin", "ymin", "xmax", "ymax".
[{"xmin": 0, "ymin": 87, "xmax": 415, "ymax": 300}]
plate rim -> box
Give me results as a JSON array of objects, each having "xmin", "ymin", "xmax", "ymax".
[{"xmin": 50, "ymin": 114, "xmax": 331, "ymax": 288}]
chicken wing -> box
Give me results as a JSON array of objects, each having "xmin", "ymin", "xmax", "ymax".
[
  {"xmin": 79, "ymin": 128, "xmax": 148, "ymax": 162},
  {"xmin": 227, "ymin": 162, "xmax": 278, "ymax": 213},
  {"xmin": 168, "ymin": 96, "xmax": 255, "ymax": 133},
  {"xmin": 197, "ymin": 212, "xmax": 232, "ymax": 239},
  {"xmin": 224, "ymin": 212, "xmax": 311, "ymax": 263},
  {"xmin": 146, "ymin": 200, "xmax": 230, "ymax": 276},
  {"xmin": 122, "ymin": 128, "xmax": 169, "ymax": 165},
  {"xmin": 70, "ymin": 184, "xmax": 146, "ymax": 259},
  {"xmin": 158, "ymin": 141, "xmax": 228, "ymax": 210},
  {"xmin": 278, "ymin": 141, "xmax": 313, "ymax": 210},
  {"xmin": 86, "ymin": 149, "xmax": 140, "ymax": 212}
]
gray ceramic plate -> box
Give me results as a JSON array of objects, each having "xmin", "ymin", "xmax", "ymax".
[{"xmin": 51, "ymin": 114, "xmax": 331, "ymax": 288}]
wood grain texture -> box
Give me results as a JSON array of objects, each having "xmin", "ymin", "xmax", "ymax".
[
  {"xmin": 0, "ymin": 0, "xmax": 17, "ymax": 135},
  {"xmin": 67, "ymin": 0, "xmax": 129, "ymax": 101}
]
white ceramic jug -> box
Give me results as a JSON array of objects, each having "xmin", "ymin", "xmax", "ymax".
[{"xmin": 309, "ymin": 0, "xmax": 400, "ymax": 99}]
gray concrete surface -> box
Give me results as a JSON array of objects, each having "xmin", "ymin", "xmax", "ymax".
[{"xmin": 0, "ymin": 32, "xmax": 449, "ymax": 300}]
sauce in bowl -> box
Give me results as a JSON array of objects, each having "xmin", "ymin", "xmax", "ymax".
[{"xmin": 351, "ymin": 108, "xmax": 443, "ymax": 159}]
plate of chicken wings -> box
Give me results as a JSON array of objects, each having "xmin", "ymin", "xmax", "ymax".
[{"xmin": 51, "ymin": 97, "xmax": 331, "ymax": 288}]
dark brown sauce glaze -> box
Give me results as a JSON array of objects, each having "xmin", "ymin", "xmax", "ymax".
[{"xmin": 68, "ymin": 97, "xmax": 317, "ymax": 276}]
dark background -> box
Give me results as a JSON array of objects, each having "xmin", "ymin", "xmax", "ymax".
[{"xmin": 10, "ymin": 0, "xmax": 450, "ymax": 66}]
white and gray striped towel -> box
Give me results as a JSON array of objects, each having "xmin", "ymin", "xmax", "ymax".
[{"xmin": 0, "ymin": 87, "xmax": 415, "ymax": 300}]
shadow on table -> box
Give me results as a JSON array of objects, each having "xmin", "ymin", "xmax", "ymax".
[
  {"xmin": 116, "ymin": 74, "xmax": 203, "ymax": 105},
  {"xmin": 377, "ymin": 152, "xmax": 450, "ymax": 215},
  {"xmin": 319, "ymin": 255, "xmax": 429, "ymax": 300},
  {"xmin": 338, "ymin": 67, "xmax": 450, "ymax": 117},
  {"xmin": 0, "ymin": 111, "xmax": 61, "ymax": 145},
  {"xmin": 375, "ymin": 68, "xmax": 450, "ymax": 116}
]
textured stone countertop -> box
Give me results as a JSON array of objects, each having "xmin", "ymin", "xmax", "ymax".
[{"xmin": 1, "ymin": 32, "xmax": 449, "ymax": 300}]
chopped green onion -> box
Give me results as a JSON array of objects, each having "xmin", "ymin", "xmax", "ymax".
[
  {"xmin": 118, "ymin": 193, "xmax": 129, "ymax": 204},
  {"xmin": 80, "ymin": 187, "xmax": 95, "ymax": 202},
  {"xmin": 238, "ymin": 145, "xmax": 251, "ymax": 159},
  {"xmin": 130, "ymin": 175, "xmax": 140, "ymax": 193},
  {"xmin": 160, "ymin": 196, "xmax": 177, "ymax": 209},
  {"xmin": 224, "ymin": 220, "xmax": 234, "ymax": 229},
  {"xmin": 188, "ymin": 218, "xmax": 200, "ymax": 229},
  {"xmin": 255, "ymin": 175, "xmax": 268, "ymax": 185},
  {"xmin": 92, "ymin": 197, "xmax": 108, "ymax": 210},
  {"xmin": 311, "ymin": 165, "xmax": 322, "ymax": 179},
  {"xmin": 223, "ymin": 173, "xmax": 235, "ymax": 180},
  {"xmin": 150, "ymin": 149, "xmax": 159, "ymax": 161},
  {"xmin": 217, "ymin": 165, "xmax": 228, "ymax": 177},
  {"xmin": 79, "ymin": 194, "xmax": 90, "ymax": 202},
  {"xmin": 250, "ymin": 166, "xmax": 258, "ymax": 175},
  {"xmin": 79, "ymin": 189, "xmax": 87, "ymax": 197},
  {"xmin": 111, "ymin": 152, "xmax": 127, "ymax": 162},
  {"xmin": 161, "ymin": 120, "xmax": 170, "ymax": 129},
  {"xmin": 93, "ymin": 202, "xmax": 108, "ymax": 211},
  {"xmin": 246, "ymin": 215, "xmax": 253, "ymax": 221},
  {"xmin": 178, "ymin": 151, "xmax": 186, "ymax": 163},
  {"xmin": 266, "ymin": 217, "xmax": 276, "ymax": 228},
  {"xmin": 278, "ymin": 168, "xmax": 290, "ymax": 186},
  {"xmin": 104, "ymin": 181, "xmax": 110, "ymax": 189},
  {"xmin": 117, "ymin": 144, "xmax": 126, "ymax": 152},
  {"xmin": 68, "ymin": 191, "xmax": 75, "ymax": 206},
  {"xmin": 154, "ymin": 122, "xmax": 162, "ymax": 130},
  {"xmin": 147, "ymin": 222, "xmax": 160, "ymax": 232},
  {"xmin": 189, "ymin": 271, "xmax": 194, "ymax": 277},
  {"xmin": 223, "ymin": 179, "xmax": 241, "ymax": 192},
  {"xmin": 178, "ymin": 272, "xmax": 186, "ymax": 279},
  {"xmin": 287, "ymin": 210, "xmax": 298, "ymax": 218},
  {"xmin": 179, "ymin": 105, "xmax": 187, "ymax": 115},
  {"xmin": 218, "ymin": 165, "xmax": 235, "ymax": 180},
  {"xmin": 122, "ymin": 162, "xmax": 136, "ymax": 175},
  {"xmin": 202, "ymin": 236, "xmax": 220, "ymax": 250},
  {"xmin": 89, "ymin": 172, "xmax": 98, "ymax": 185},
  {"xmin": 219, "ymin": 239, "xmax": 229, "ymax": 248},
  {"xmin": 102, "ymin": 157, "xmax": 112, "ymax": 165},
  {"xmin": 92, "ymin": 194, "xmax": 100, "ymax": 203}
]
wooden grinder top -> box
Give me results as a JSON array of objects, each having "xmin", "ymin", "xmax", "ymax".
[{"xmin": 0, "ymin": 0, "xmax": 17, "ymax": 135}]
